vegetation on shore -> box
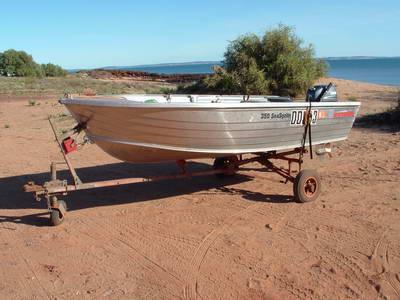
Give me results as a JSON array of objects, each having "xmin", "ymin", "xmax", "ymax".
[
  {"xmin": 0, "ymin": 49, "xmax": 191, "ymax": 96},
  {"xmin": 0, "ymin": 49, "xmax": 67, "ymax": 78},
  {"xmin": 178, "ymin": 25, "xmax": 327, "ymax": 97},
  {"xmin": 79, "ymin": 69, "xmax": 206, "ymax": 83},
  {"xmin": 357, "ymin": 92, "xmax": 400, "ymax": 130},
  {"xmin": 0, "ymin": 76, "xmax": 175, "ymax": 97}
]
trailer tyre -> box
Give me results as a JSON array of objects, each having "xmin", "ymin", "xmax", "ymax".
[
  {"xmin": 293, "ymin": 169, "xmax": 321, "ymax": 203},
  {"xmin": 213, "ymin": 156, "xmax": 239, "ymax": 178},
  {"xmin": 50, "ymin": 200, "xmax": 67, "ymax": 226}
]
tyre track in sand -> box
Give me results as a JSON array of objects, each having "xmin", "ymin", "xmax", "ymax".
[
  {"xmin": 75, "ymin": 200, "xmax": 269, "ymax": 299},
  {"xmin": 183, "ymin": 202, "xmax": 297, "ymax": 300},
  {"xmin": 295, "ymin": 208, "xmax": 382, "ymax": 298},
  {"xmin": 370, "ymin": 230, "xmax": 400, "ymax": 298},
  {"xmin": 318, "ymin": 245, "xmax": 374, "ymax": 298},
  {"xmin": 0, "ymin": 222, "xmax": 52, "ymax": 299},
  {"xmin": 79, "ymin": 216, "xmax": 184, "ymax": 299},
  {"xmin": 183, "ymin": 203, "xmax": 261, "ymax": 300}
]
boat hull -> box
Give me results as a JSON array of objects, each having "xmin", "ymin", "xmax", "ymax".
[{"xmin": 61, "ymin": 99, "xmax": 360, "ymax": 163}]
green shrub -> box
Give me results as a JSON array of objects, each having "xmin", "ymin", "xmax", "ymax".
[
  {"xmin": 182, "ymin": 24, "xmax": 327, "ymax": 97},
  {"xmin": 348, "ymin": 95, "xmax": 358, "ymax": 101},
  {"xmin": 28, "ymin": 99, "xmax": 37, "ymax": 106},
  {"xmin": 0, "ymin": 49, "xmax": 43, "ymax": 77},
  {"xmin": 41, "ymin": 63, "xmax": 68, "ymax": 77},
  {"xmin": 160, "ymin": 87, "xmax": 177, "ymax": 94},
  {"xmin": 205, "ymin": 63, "xmax": 269, "ymax": 95},
  {"xmin": 0, "ymin": 49, "xmax": 67, "ymax": 78}
]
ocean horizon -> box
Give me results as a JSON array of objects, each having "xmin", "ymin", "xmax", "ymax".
[{"xmin": 73, "ymin": 57, "xmax": 400, "ymax": 87}]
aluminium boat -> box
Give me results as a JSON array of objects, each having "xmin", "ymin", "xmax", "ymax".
[{"xmin": 60, "ymin": 94, "xmax": 360, "ymax": 163}]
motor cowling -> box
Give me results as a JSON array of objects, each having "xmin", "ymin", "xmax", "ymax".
[{"xmin": 306, "ymin": 84, "xmax": 337, "ymax": 102}]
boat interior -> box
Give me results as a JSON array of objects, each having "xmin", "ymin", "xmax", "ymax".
[{"xmin": 118, "ymin": 94, "xmax": 294, "ymax": 104}]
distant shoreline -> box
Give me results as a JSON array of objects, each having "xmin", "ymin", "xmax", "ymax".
[
  {"xmin": 76, "ymin": 69, "xmax": 399, "ymax": 90},
  {"xmin": 68, "ymin": 57, "xmax": 400, "ymax": 87},
  {"xmin": 69, "ymin": 56, "xmax": 400, "ymax": 72}
]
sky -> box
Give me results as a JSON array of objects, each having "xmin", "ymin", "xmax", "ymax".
[{"xmin": 1, "ymin": 0, "xmax": 399, "ymax": 69}]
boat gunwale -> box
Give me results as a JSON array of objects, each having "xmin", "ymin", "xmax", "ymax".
[{"xmin": 60, "ymin": 97, "xmax": 361, "ymax": 109}]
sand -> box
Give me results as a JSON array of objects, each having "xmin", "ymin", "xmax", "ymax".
[{"xmin": 0, "ymin": 78, "xmax": 399, "ymax": 299}]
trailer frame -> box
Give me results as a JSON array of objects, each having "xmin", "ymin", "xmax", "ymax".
[{"xmin": 23, "ymin": 119, "xmax": 321, "ymax": 226}]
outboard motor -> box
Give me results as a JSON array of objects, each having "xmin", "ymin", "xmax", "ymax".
[{"xmin": 306, "ymin": 83, "xmax": 337, "ymax": 102}]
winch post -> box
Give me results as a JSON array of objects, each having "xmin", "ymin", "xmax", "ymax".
[
  {"xmin": 48, "ymin": 117, "xmax": 82, "ymax": 186},
  {"xmin": 51, "ymin": 162, "xmax": 57, "ymax": 181}
]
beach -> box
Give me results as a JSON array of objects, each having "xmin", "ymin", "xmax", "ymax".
[{"xmin": 0, "ymin": 77, "xmax": 399, "ymax": 299}]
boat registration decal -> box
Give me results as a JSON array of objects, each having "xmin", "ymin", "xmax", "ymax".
[
  {"xmin": 290, "ymin": 110, "xmax": 318, "ymax": 126},
  {"xmin": 334, "ymin": 111, "xmax": 355, "ymax": 118}
]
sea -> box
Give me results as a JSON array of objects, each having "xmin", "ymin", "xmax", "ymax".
[{"xmin": 106, "ymin": 57, "xmax": 400, "ymax": 87}]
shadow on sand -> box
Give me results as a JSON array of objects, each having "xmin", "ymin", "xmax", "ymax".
[
  {"xmin": 355, "ymin": 98, "xmax": 400, "ymax": 132},
  {"xmin": 0, "ymin": 161, "xmax": 294, "ymax": 227}
]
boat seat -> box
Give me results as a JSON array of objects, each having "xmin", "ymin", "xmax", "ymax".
[
  {"xmin": 245, "ymin": 96, "xmax": 293, "ymax": 103},
  {"xmin": 267, "ymin": 96, "xmax": 293, "ymax": 102}
]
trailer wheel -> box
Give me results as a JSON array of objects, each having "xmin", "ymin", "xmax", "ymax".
[
  {"xmin": 213, "ymin": 156, "xmax": 239, "ymax": 178},
  {"xmin": 293, "ymin": 169, "xmax": 321, "ymax": 203},
  {"xmin": 50, "ymin": 199, "xmax": 67, "ymax": 226}
]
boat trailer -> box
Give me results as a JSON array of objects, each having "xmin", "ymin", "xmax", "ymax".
[{"xmin": 24, "ymin": 118, "xmax": 322, "ymax": 226}]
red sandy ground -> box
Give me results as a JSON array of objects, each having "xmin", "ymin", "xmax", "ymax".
[{"xmin": 0, "ymin": 78, "xmax": 399, "ymax": 299}]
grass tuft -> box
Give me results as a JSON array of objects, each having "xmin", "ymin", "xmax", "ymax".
[
  {"xmin": 28, "ymin": 99, "xmax": 37, "ymax": 106},
  {"xmin": 159, "ymin": 87, "xmax": 177, "ymax": 94},
  {"xmin": 348, "ymin": 95, "xmax": 358, "ymax": 101}
]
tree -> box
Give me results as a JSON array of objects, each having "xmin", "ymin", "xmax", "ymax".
[
  {"xmin": 41, "ymin": 63, "xmax": 68, "ymax": 77},
  {"xmin": 205, "ymin": 62, "xmax": 268, "ymax": 95},
  {"xmin": 203, "ymin": 25, "xmax": 327, "ymax": 96},
  {"xmin": 0, "ymin": 49, "xmax": 42, "ymax": 77},
  {"xmin": 0, "ymin": 49, "xmax": 67, "ymax": 77}
]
